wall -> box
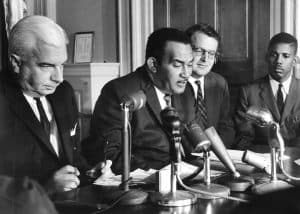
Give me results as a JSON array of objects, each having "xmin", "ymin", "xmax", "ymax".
[{"xmin": 56, "ymin": 0, "xmax": 118, "ymax": 64}]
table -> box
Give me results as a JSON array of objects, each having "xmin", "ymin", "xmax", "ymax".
[{"xmin": 53, "ymin": 147, "xmax": 300, "ymax": 214}]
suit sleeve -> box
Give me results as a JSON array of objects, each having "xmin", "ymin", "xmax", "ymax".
[
  {"xmin": 233, "ymin": 86, "xmax": 256, "ymax": 149},
  {"xmin": 216, "ymin": 80, "xmax": 235, "ymax": 148},
  {"xmin": 87, "ymin": 82, "xmax": 150, "ymax": 174}
]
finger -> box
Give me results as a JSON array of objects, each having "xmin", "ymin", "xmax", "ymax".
[
  {"xmin": 56, "ymin": 173, "xmax": 80, "ymax": 186},
  {"xmin": 59, "ymin": 165, "xmax": 76, "ymax": 173},
  {"xmin": 73, "ymin": 167, "xmax": 80, "ymax": 176},
  {"xmin": 105, "ymin": 160, "xmax": 112, "ymax": 168},
  {"xmin": 64, "ymin": 180, "xmax": 79, "ymax": 190},
  {"xmin": 60, "ymin": 165, "xmax": 80, "ymax": 176}
]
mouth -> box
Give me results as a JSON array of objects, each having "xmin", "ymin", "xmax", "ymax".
[
  {"xmin": 45, "ymin": 85, "xmax": 57, "ymax": 90},
  {"xmin": 177, "ymin": 80, "xmax": 187, "ymax": 88},
  {"xmin": 196, "ymin": 63, "xmax": 208, "ymax": 68}
]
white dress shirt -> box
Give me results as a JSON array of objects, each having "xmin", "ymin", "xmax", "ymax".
[
  {"xmin": 269, "ymin": 74, "xmax": 292, "ymax": 103},
  {"xmin": 189, "ymin": 76, "xmax": 205, "ymax": 99},
  {"xmin": 23, "ymin": 93, "xmax": 61, "ymax": 156},
  {"xmin": 154, "ymin": 86, "xmax": 170, "ymax": 109}
]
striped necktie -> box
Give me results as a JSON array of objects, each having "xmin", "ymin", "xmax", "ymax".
[
  {"xmin": 195, "ymin": 80, "xmax": 208, "ymax": 128},
  {"xmin": 276, "ymin": 83, "xmax": 284, "ymax": 116}
]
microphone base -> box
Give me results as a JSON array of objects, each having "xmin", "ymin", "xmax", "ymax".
[
  {"xmin": 251, "ymin": 180, "xmax": 293, "ymax": 195},
  {"xmin": 217, "ymin": 174, "xmax": 254, "ymax": 192},
  {"xmin": 156, "ymin": 190, "xmax": 197, "ymax": 207},
  {"xmin": 117, "ymin": 189, "xmax": 149, "ymax": 206},
  {"xmin": 190, "ymin": 183, "xmax": 230, "ymax": 199}
]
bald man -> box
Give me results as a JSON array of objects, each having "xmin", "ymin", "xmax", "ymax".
[{"xmin": 0, "ymin": 15, "xmax": 111, "ymax": 194}]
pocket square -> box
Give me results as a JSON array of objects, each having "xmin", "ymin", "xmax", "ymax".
[{"xmin": 70, "ymin": 123, "xmax": 77, "ymax": 136}]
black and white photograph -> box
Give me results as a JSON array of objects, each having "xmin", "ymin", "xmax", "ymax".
[{"xmin": 1, "ymin": 0, "xmax": 300, "ymax": 214}]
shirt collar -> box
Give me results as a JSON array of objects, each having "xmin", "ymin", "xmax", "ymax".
[
  {"xmin": 269, "ymin": 74, "xmax": 292, "ymax": 94},
  {"xmin": 154, "ymin": 86, "xmax": 169, "ymax": 109},
  {"xmin": 189, "ymin": 76, "xmax": 205, "ymax": 98}
]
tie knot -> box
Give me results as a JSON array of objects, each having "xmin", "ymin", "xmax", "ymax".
[
  {"xmin": 164, "ymin": 94, "xmax": 172, "ymax": 107},
  {"xmin": 195, "ymin": 80, "xmax": 201, "ymax": 88},
  {"xmin": 278, "ymin": 83, "xmax": 283, "ymax": 89}
]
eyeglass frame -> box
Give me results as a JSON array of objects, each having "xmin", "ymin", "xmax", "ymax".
[{"xmin": 192, "ymin": 46, "xmax": 219, "ymax": 60}]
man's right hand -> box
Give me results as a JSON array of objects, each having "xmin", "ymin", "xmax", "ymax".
[{"xmin": 45, "ymin": 165, "xmax": 80, "ymax": 194}]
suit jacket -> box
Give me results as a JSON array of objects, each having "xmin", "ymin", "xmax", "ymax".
[
  {"xmin": 234, "ymin": 75, "xmax": 300, "ymax": 149},
  {"xmin": 0, "ymin": 74, "xmax": 89, "ymax": 185},
  {"xmin": 86, "ymin": 66, "xmax": 194, "ymax": 174},
  {"xmin": 182, "ymin": 72, "xmax": 235, "ymax": 148}
]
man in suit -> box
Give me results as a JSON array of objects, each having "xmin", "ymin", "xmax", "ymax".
[
  {"xmin": 234, "ymin": 32, "xmax": 300, "ymax": 149},
  {"xmin": 86, "ymin": 28, "xmax": 194, "ymax": 174},
  {"xmin": 184, "ymin": 24, "xmax": 235, "ymax": 148},
  {"xmin": 0, "ymin": 16, "xmax": 111, "ymax": 194}
]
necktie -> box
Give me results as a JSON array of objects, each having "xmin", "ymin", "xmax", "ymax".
[
  {"xmin": 195, "ymin": 80, "xmax": 208, "ymax": 128},
  {"xmin": 164, "ymin": 94, "xmax": 172, "ymax": 108},
  {"xmin": 277, "ymin": 83, "xmax": 284, "ymax": 116},
  {"xmin": 34, "ymin": 98, "xmax": 50, "ymax": 139}
]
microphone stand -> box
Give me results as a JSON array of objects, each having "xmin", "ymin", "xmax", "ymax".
[
  {"xmin": 118, "ymin": 104, "xmax": 148, "ymax": 205},
  {"xmin": 157, "ymin": 109, "xmax": 197, "ymax": 207},
  {"xmin": 190, "ymin": 148, "xmax": 230, "ymax": 199},
  {"xmin": 251, "ymin": 123, "xmax": 292, "ymax": 194}
]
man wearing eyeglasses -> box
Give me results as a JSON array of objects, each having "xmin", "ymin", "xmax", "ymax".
[{"xmin": 184, "ymin": 24, "xmax": 235, "ymax": 148}]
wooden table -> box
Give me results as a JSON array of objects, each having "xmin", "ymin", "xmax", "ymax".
[{"xmin": 53, "ymin": 147, "xmax": 300, "ymax": 214}]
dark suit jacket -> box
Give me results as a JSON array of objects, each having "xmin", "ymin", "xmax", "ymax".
[
  {"xmin": 234, "ymin": 75, "xmax": 300, "ymax": 149},
  {"xmin": 0, "ymin": 74, "xmax": 89, "ymax": 185},
  {"xmin": 86, "ymin": 66, "xmax": 194, "ymax": 174},
  {"xmin": 182, "ymin": 72, "xmax": 235, "ymax": 148}
]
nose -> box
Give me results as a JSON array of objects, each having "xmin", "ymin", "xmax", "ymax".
[
  {"xmin": 51, "ymin": 65, "xmax": 64, "ymax": 83},
  {"xmin": 275, "ymin": 55, "xmax": 283, "ymax": 64},
  {"xmin": 200, "ymin": 51, "xmax": 209, "ymax": 61},
  {"xmin": 181, "ymin": 64, "xmax": 192, "ymax": 78}
]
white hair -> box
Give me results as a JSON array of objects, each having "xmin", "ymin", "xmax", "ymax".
[{"xmin": 8, "ymin": 15, "xmax": 69, "ymax": 60}]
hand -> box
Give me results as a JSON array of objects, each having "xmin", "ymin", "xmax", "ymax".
[
  {"xmin": 86, "ymin": 160, "xmax": 114, "ymax": 179},
  {"xmin": 45, "ymin": 165, "xmax": 80, "ymax": 194}
]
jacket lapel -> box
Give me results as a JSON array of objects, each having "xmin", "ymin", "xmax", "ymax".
[
  {"xmin": 4, "ymin": 82, "xmax": 58, "ymax": 157},
  {"xmin": 139, "ymin": 68, "xmax": 165, "ymax": 125},
  {"xmin": 281, "ymin": 77, "xmax": 300, "ymax": 122},
  {"xmin": 258, "ymin": 78, "xmax": 281, "ymax": 122},
  {"xmin": 204, "ymin": 74, "xmax": 214, "ymax": 125},
  {"xmin": 48, "ymin": 93, "xmax": 73, "ymax": 164}
]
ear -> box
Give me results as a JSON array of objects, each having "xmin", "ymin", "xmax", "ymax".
[
  {"xmin": 293, "ymin": 55, "xmax": 299, "ymax": 64},
  {"xmin": 9, "ymin": 54, "xmax": 22, "ymax": 74},
  {"xmin": 146, "ymin": 57, "xmax": 158, "ymax": 74}
]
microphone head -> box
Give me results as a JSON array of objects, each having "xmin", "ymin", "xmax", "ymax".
[
  {"xmin": 160, "ymin": 107, "xmax": 181, "ymax": 131},
  {"xmin": 246, "ymin": 106, "xmax": 274, "ymax": 126},
  {"xmin": 185, "ymin": 122, "xmax": 211, "ymax": 153},
  {"xmin": 123, "ymin": 90, "xmax": 146, "ymax": 111},
  {"xmin": 204, "ymin": 127, "xmax": 238, "ymax": 175}
]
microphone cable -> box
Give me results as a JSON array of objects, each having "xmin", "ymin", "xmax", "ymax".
[{"xmin": 279, "ymin": 153, "xmax": 300, "ymax": 181}]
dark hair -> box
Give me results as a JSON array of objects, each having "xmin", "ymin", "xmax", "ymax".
[
  {"xmin": 268, "ymin": 32, "xmax": 298, "ymax": 53},
  {"xmin": 185, "ymin": 23, "xmax": 220, "ymax": 46},
  {"xmin": 145, "ymin": 28, "xmax": 191, "ymax": 64}
]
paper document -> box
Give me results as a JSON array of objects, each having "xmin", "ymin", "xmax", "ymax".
[{"xmin": 94, "ymin": 168, "xmax": 157, "ymax": 186}]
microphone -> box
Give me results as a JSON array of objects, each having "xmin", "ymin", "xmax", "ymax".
[
  {"xmin": 160, "ymin": 107, "xmax": 181, "ymax": 131},
  {"xmin": 122, "ymin": 90, "xmax": 146, "ymax": 111},
  {"xmin": 245, "ymin": 106, "xmax": 274, "ymax": 126},
  {"xmin": 160, "ymin": 107, "xmax": 182, "ymax": 161},
  {"xmin": 204, "ymin": 127, "xmax": 240, "ymax": 178},
  {"xmin": 185, "ymin": 122, "xmax": 211, "ymax": 153},
  {"xmin": 245, "ymin": 106, "xmax": 284, "ymax": 151}
]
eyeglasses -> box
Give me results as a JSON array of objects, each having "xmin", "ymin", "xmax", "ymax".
[{"xmin": 192, "ymin": 47, "xmax": 218, "ymax": 60}]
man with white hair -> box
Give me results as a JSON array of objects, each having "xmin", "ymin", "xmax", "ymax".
[{"xmin": 0, "ymin": 15, "xmax": 111, "ymax": 194}]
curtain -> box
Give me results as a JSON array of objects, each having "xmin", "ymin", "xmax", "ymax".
[{"xmin": 0, "ymin": 0, "xmax": 8, "ymax": 72}]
